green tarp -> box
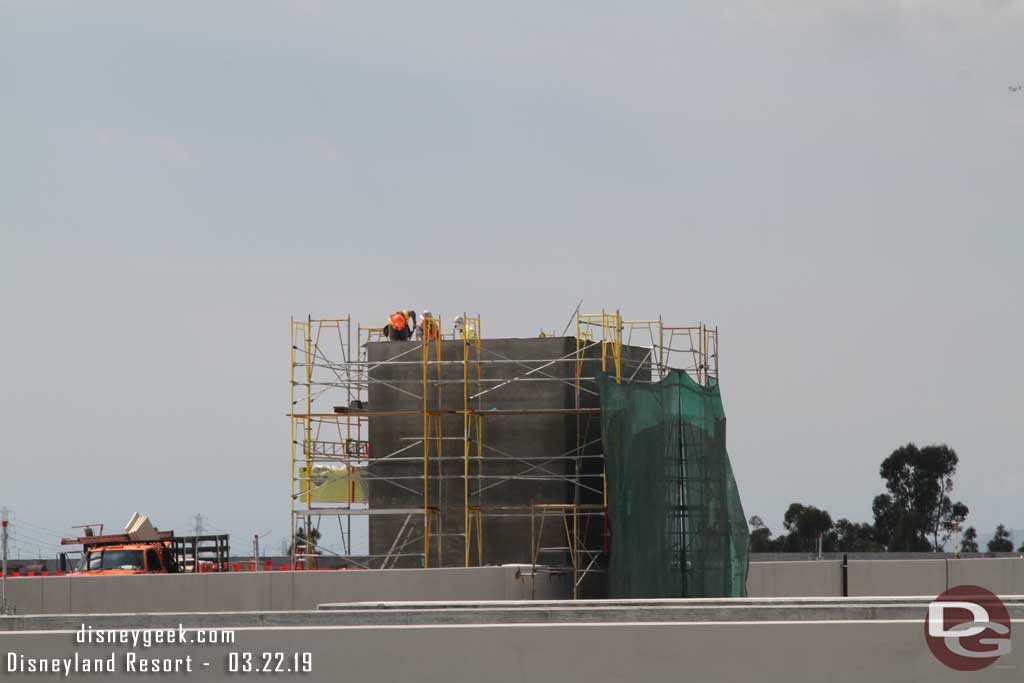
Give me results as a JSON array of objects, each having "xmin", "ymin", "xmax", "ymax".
[{"xmin": 598, "ymin": 370, "xmax": 749, "ymax": 598}]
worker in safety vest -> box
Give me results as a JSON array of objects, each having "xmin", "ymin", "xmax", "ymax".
[
  {"xmin": 384, "ymin": 310, "xmax": 416, "ymax": 341},
  {"xmin": 416, "ymin": 309, "xmax": 440, "ymax": 341}
]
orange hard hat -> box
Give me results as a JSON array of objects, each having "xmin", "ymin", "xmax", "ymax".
[{"xmin": 390, "ymin": 312, "xmax": 407, "ymax": 330}]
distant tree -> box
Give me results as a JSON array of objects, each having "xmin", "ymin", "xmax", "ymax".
[
  {"xmin": 748, "ymin": 516, "xmax": 774, "ymax": 553},
  {"xmin": 871, "ymin": 493, "xmax": 907, "ymax": 550},
  {"xmin": 872, "ymin": 443, "xmax": 967, "ymax": 551},
  {"xmin": 834, "ymin": 519, "xmax": 881, "ymax": 552},
  {"xmin": 960, "ymin": 526, "xmax": 979, "ymax": 554},
  {"xmin": 781, "ymin": 503, "xmax": 835, "ymax": 553},
  {"xmin": 872, "ymin": 493, "xmax": 935, "ymax": 552},
  {"xmin": 988, "ymin": 524, "xmax": 1014, "ymax": 553}
]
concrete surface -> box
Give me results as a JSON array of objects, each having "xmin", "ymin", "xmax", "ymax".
[
  {"xmin": 847, "ymin": 559, "xmax": 948, "ymax": 597},
  {"xmin": 3, "ymin": 598, "xmax": 1023, "ymax": 682},
  {"xmin": 752, "ymin": 551, "xmax": 1024, "ymax": 561},
  {"xmin": 367, "ymin": 337, "xmax": 583, "ymax": 570},
  {"xmin": 3, "ymin": 558, "xmax": 1024, "ymax": 616},
  {"xmin": 751, "ymin": 558, "xmax": 1024, "ymax": 598},
  {"xmin": 0, "ymin": 566, "xmax": 568, "ymax": 616},
  {"xmin": 746, "ymin": 560, "xmax": 842, "ymax": 597},
  {"xmin": 366, "ymin": 336, "xmax": 648, "ymax": 586},
  {"xmin": 948, "ymin": 558, "xmax": 1024, "ymax": 595}
]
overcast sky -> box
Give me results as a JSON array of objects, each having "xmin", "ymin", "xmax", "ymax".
[{"xmin": 2, "ymin": 1, "xmax": 1021, "ymax": 557}]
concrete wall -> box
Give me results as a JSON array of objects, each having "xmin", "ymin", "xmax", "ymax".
[
  {"xmin": 752, "ymin": 551, "xmax": 1024, "ymax": 561},
  {"xmin": 0, "ymin": 566, "xmax": 569, "ymax": 615},
  {"xmin": 366, "ymin": 337, "xmax": 648, "ymax": 588},
  {"xmin": 1, "ymin": 622, "xmax": 1000, "ymax": 683},
  {"xmin": 4, "ymin": 558, "xmax": 1022, "ymax": 615},
  {"xmin": 846, "ymin": 559, "xmax": 947, "ymax": 597},
  {"xmin": 4, "ymin": 598, "xmax": 1022, "ymax": 682},
  {"xmin": 948, "ymin": 558, "xmax": 1024, "ymax": 595},
  {"xmin": 367, "ymin": 337, "xmax": 581, "ymax": 570},
  {"xmin": 746, "ymin": 561, "xmax": 842, "ymax": 597},
  {"xmin": 749, "ymin": 557, "xmax": 1024, "ymax": 597}
]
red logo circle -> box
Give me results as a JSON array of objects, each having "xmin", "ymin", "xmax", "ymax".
[{"xmin": 925, "ymin": 585, "xmax": 1011, "ymax": 671}]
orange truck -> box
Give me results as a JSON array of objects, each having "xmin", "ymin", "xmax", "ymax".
[{"xmin": 59, "ymin": 529, "xmax": 230, "ymax": 575}]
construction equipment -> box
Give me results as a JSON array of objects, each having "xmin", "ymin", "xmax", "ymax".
[{"xmin": 59, "ymin": 517, "xmax": 229, "ymax": 575}]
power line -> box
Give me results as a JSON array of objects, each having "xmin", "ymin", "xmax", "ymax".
[
  {"xmin": 7, "ymin": 525, "xmax": 62, "ymax": 547},
  {"xmin": 8, "ymin": 524, "xmax": 63, "ymax": 545},
  {"xmin": 7, "ymin": 532, "xmax": 62, "ymax": 555},
  {"xmin": 10, "ymin": 519, "xmax": 66, "ymax": 537},
  {"xmin": 8, "ymin": 530, "xmax": 60, "ymax": 547},
  {"xmin": 203, "ymin": 520, "xmax": 231, "ymax": 535}
]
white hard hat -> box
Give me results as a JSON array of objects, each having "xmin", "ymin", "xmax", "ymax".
[{"xmin": 422, "ymin": 309, "xmax": 431, "ymax": 317}]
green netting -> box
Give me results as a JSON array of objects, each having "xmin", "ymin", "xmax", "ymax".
[{"xmin": 598, "ymin": 370, "xmax": 749, "ymax": 598}]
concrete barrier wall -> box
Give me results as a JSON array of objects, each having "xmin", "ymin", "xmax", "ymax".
[
  {"xmin": 846, "ymin": 560, "xmax": 947, "ymax": 597},
  {"xmin": 0, "ymin": 566, "xmax": 569, "ymax": 615},
  {"xmin": 3, "ymin": 614, "xmax": 1019, "ymax": 682},
  {"xmin": 746, "ymin": 561, "xmax": 841, "ymax": 597},
  {"xmin": 948, "ymin": 558, "xmax": 1024, "ymax": 595},
  {"xmin": 752, "ymin": 557, "xmax": 1024, "ymax": 598},
  {"xmin": 3, "ymin": 558, "xmax": 1024, "ymax": 615}
]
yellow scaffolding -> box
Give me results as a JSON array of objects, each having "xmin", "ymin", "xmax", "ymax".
[
  {"xmin": 421, "ymin": 316, "xmax": 444, "ymax": 567},
  {"xmin": 576, "ymin": 311, "xmax": 623, "ymax": 384},
  {"xmin": 290, "ymin": 316, "xmax": 370, "ymax": 567},
  {"xmin": 459, "ymin": 315, "xmax": 483, "ymax": 567},
  {"xmin": 288, "ymin": 309, "xmax": 719, "ymax": 591}
]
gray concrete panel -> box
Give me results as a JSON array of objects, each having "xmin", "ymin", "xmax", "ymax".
[
  {"xmin": 366, "ymin": 336, "xmax": 649, "ymax": 588},
  {"xmin": 847, "ymin": 559, "xmax": 947, "ymax": 596},
  {"xmin": 39, "ymin": 576, "xmax": 70, "ymax": 615},
  {"xmin": 3, "ymin": 599, "xmax": 1023, "ymax": 682},
  {"xmin": 268, "ymin": 572, "xmax": 292, "ymax": 612},
  {"xmin": 0, "ymin": 567, "xmax": 569, "ymax": 616},
  {"xmin": 949, "ymin": 558, "xmax": 1024, "ymax": 595},
  {"xmin": 746, "ymin": 560, "xmax": 841, "ymax": 597},
  {"xmin": 5, "ymin": 559, "xmax": 1023, "ymax": 617}
]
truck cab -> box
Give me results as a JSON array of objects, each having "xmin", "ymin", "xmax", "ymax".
[{"xmin": 76, "ymin": 542, "xmax": 178, "ymax": 575}]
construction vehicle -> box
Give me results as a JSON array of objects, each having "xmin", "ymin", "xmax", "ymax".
[{"xmin": 58, "ymin": 517, "xmax": 230, "ymax": 575}]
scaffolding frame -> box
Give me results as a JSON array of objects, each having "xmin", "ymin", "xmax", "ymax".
[{"xmin": 289, "ymin": 311, "xmax": 719, "ymax": 593}]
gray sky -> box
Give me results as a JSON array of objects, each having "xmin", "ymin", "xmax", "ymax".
[{"xmin": 2, "ymin": 1, "xmax": 1022, "ymax": 557}]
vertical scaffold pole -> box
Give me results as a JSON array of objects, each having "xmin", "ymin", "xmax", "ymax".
[
  {"xmin": 1, "ymin": 507, "xmax": 8, "ymax": 614},
  {"xmin": 289, "ymin": 318, "xmax": 296, "ymax": 567},
  {"xmin": 346, "ymin": 318, "xmax": 353, "ymax": 552},
  {"xmin": 433, "ymin": 321, "xmax": 443, "ymax": 567},
  {"xmin": 422, "ymin": 328, "xmax": 430, "ymax": 568},
  {"xmin": 613, "ymin": 309, "xmax": 622, "ymax": 383},
  {"xmin": 658, "ymin": 316, "xmax": 664, "ymax": 380},
  {"xmin": 463, "ymin": 314, "xmax": 470, "ymax": 567},
  {"xmin": 572, "ymin": 505, "xmax": 579, "ymax": 599},
  {"xmin": 303, "ymin": 316, "xmax": 314, "ymax": 569}
]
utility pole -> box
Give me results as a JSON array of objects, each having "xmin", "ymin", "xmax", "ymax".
[
  {"xmin": 252, "ymin": 531, "xmax": 271, "ymax": 571},
  {"xmin": 2, "ymin": 507, "xmax": 10, "ymax": 614},
  {"xmin": 193, "ymin": 513, "xmax": 206, "ymax": 537}
]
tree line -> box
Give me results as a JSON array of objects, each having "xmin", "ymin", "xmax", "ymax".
[{"xmin": 749, "ymin": 443, "xmax": 1021, "ymax": 554}]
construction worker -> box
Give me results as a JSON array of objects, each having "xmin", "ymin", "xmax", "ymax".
[
  {"xmin": 416, "ymin": 309, "xmax": 440, "ymax": 341},
  {"xmin": 453, "ymin": 315, "xmax": 477, "ymax": 340},
  {"xmin": 383, "ymin": 310, "xmax": 416, "ymax": 341}
]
